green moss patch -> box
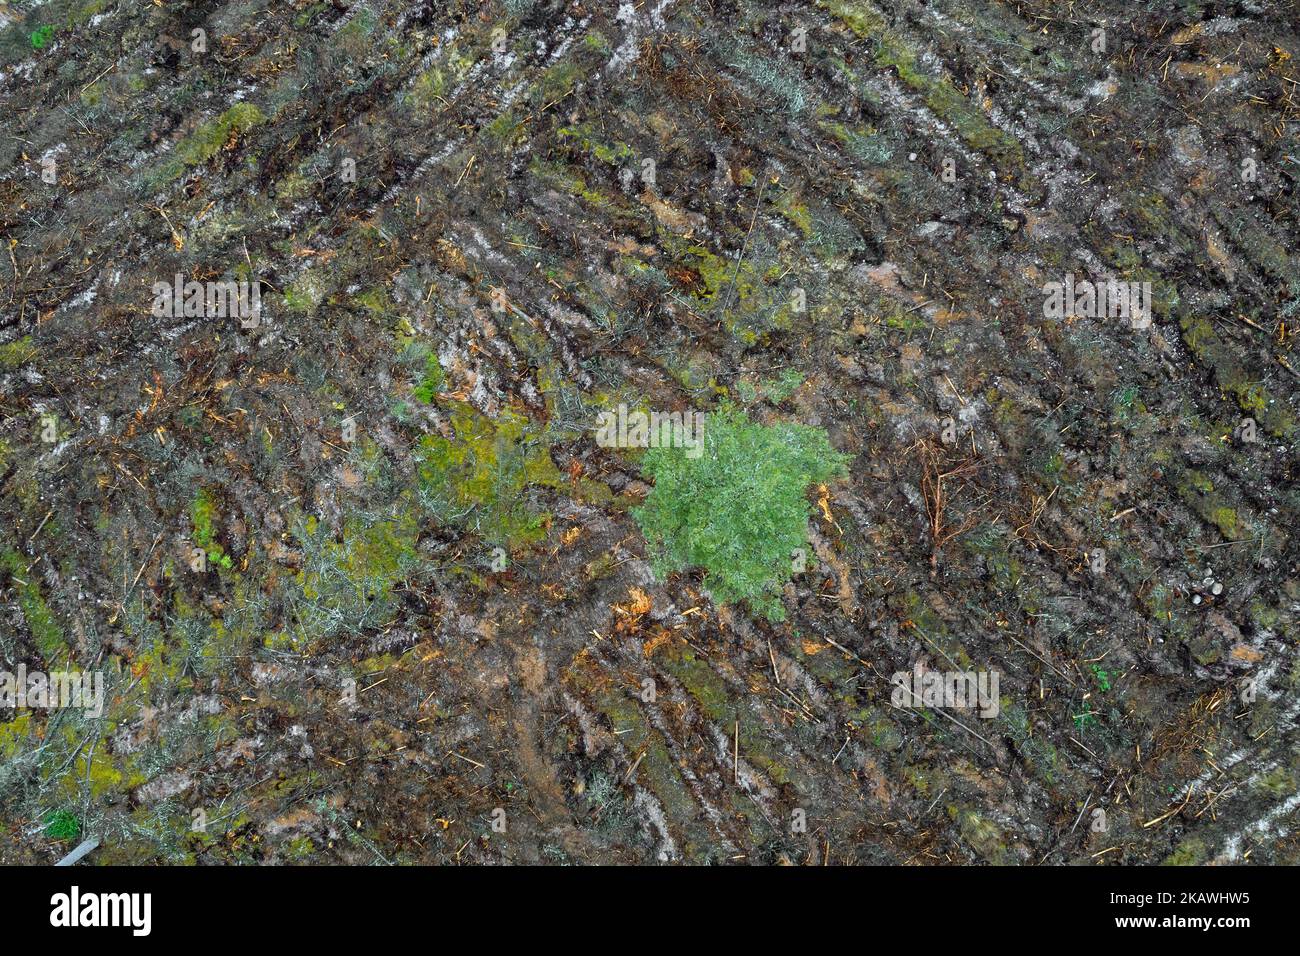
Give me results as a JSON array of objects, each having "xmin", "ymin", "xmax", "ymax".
[
  {"xmin": 2, "ymin": 549, "xmax": 66, "ymax": 659},
  {"xmin": 191, "ymin": 488, "xmax": 233, "ymax": 570},
  {"xmin": 152, "ymin": 103, "xmax": 267, "ymax": 184},
  {"xmin": 417, "ymin": 402, "xmax": 561, "ymax": 548}
]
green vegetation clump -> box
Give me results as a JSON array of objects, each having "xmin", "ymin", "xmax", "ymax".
[
  {"xmin": 763, "ymin": 369, "xmax": 806, "ymax": 404},
  {"xmin": 44, "ymin": 809, "xmax": 80, "ymax": 840},
  {"xmin": 191, "ymin": 489, "xmax": 233, "ymax": 570},
  {"xmin": 30, "ymin": 25, "xmax": 55, "ymax": 50},
  {"xmin": 633, "ymin": 403, "xmax": 847, "ymax": 621},
  {"xmin": 412, "ymin": 353, "xmax": 444, "ymax": 404}
]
